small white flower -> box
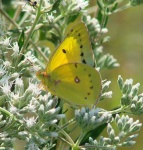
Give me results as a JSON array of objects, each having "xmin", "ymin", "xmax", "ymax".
[
  {"xmin": 0, "ymin": 115, "xmax": 3, "ymax": 120},
  {"xmin": 11, "ymin": 42, "xmax": 19, "ymax": 56},
  {"xmin": 32, "ymin": 65, "xmax": 41, "ymax": 72},
  {"xmin": 27, "ymin": 82, "xmax": 36, "ymax": 91},
  {"xmin": 61, "ymin": 1, "xmax": 66, "ymax": 6},
  {"xmin": 103, "ymin": 81, "xmax": 111, "ymax": 88},
  {"xmin": 24, "ymin": 51, "xmax": 37, "ymax": 64},
  {"xmin": 102, "ymin": 91, "xmax": 113, "ymax": 98},
  {"xmin": 48, "ymin": 119, "xmax": 58, "ymax": 125},
  {"xmin": 10, "ymin": 92, "xmax": 20, "ymax": 103},
  {"xmin": 101, "ymin": 28, "xmax": 108, "ymax": 34},
  {"xmin": 22, "ymin": 4, "xmax": 35, "ymax": 13},
  {"xmin": 39, "ymin": 95, "xmax": 44, "ymax": 101},
  {"xmin": 0, "ymin": 65, "xmax": 6, "ymax": 76},
  {"xmin": 86, "ymin": 15, "xmax": 99, "ymax": 26},
  {"xmin": 132, "ymin": 83, "xmax": 140, "ymax": 89},
  {"xmin": 96, "ymin": 46, "xmax": 103, "ymax": 52},
  {"xmin": 27, "ymin": 101, "xmax": 36, "ymax": 112},
  {"xmin": 11, "ymin": 72, "xmax": 20, "ymax": 78},
  {"xmin": 24, "ymin": 116, "xmax": 37, "ymax": 128},
  {"xmin": 56, "ymin": 114, "xmax": 66, "ymax": 119},
  {"xmin": 49, "ymin": 132, "xmax": 58, "ymax": 137},
  {"xmin": 0, "ymin": 37, "xmax": 11, "ymax": 46},
  {"xmin": 90, "ymin": 18, "xmax": 99, "ymax": 26},
  {"xmin": 31, "ymin": 96, "xmax": 37, "ymax": 102},
  {"xmin": 46, "ymin": 108, "xmax": 57, "ymax": 115},
  {"xmin": 0, "ymin": 81, "xmax": 11, "ymax": 95},
  {"xmin": 124, "ymin": 79, "xmax": 133, "ymax": 86},
  {"xmin": 0, "ymin": 132, "xmax": 8, "ymax": 137},
  {"xmin": 31, "ymin": 97, "xmax": 39, "ymax": 106},
  {"xmin": 15, "ymin": 78, "xmax": 24, "ymax": 87},
  {"xmin": 39, "ymin": 94, "xmax": 49, "ymax": 102},
  {"xmin": 0, "ymin": 75, "xmax": 10, "ymax": 85},
  {"xmin": 28, "ymin": 81, "xmax": 41, "ymax": 95},
  {"xmin": 47, "ymin": 14, "xmax": 54, "ymax": 22},
  {"xmin": 81, "ymin": 107, "xmax": 86, "ymax": 114},
  {"xmin": 46, "ymin": 47, "xmax": 51, "ymax": 54},
  {"xmin": 9, "ymin": 105, "xmax": 18, "ymax": 114},
  {"xmin": 47, "ymin": 99, "xmax": 54, "ymax": 107},
  {"xmin": 27, "ymin": 143, "xmax": 40, "ymax": 150},
  {"xmin": 43, "ymin": 0, "xmax": 51, "ymax": 7},
  {"xmin": 96, "ymin": 27, "xmax": 102, "ymax": 33},
  {"xmin": 3, "ymin": 61, "xmax": 11, "ymax": 69},
  {"xmin": 73, "ymin": 0, "xmax": 88, "ymax": 10}
]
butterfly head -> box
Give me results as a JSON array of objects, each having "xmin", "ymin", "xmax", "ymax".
[{"xmin": 36, "ymin": 71, "xmax": 49, "ymax": 86}]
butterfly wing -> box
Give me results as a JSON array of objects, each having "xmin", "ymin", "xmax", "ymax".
[
  {"xmin": 46, "ymin": 22, "xmax": 94, "ymax": 73},
  {"xmin": 47, "ymin": 63, "xmax": 101, "ymax": 106}
]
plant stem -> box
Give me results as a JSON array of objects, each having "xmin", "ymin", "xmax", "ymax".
[
  {"xmin": 80, "ymin": 144, "xmax": 116, "ymax": 149},
  {"xmin": 54, "ymin": 15, "xmax": 63, "ymax": 23},
  {"xmin": 0, "ymin": 107, "xmax": 17, "ymax": 132},
  {"xmin": 0, "ymin": 8, "xmax": 19, "ymax": 29},
  {"xmin": 75, "ymin": 131, "xmax": 86, "ymax": 146},
  {"xmin": 19, "ymin": 12, "xmax": 30, "ymax": 26},
  {"xmin": 111, "ymin": 3, "xmax": 131, "ymax": 14},
  {"xmin": 8, "ymin": 5, "xmax": 22, "ymax": 30},
  {"xmin": 108, "ymin": 107, "xmax": 125, "ymax": 114},
  {"xmin": 20, "ymin": 0, "xmax": 43, "ymax": 55},
  {"xmin": 0, "ymin": 107, "xmax": 13, "ymax": 117},
  {"xmin": 60, "ymin": 118, "xmax": 76, "ymax": 130},
  {"xmin": 15, "ymin": 0, "xmax": 43, "ymax": 68},
  {"xmin": 71, "ymin": 131, "xmax": 87, "ymax": 150},
  {"xmin": 54, "ymin": 124, "xmax": 74, "ymax": 146},
  {"xmin": 30, "ymin": 39, "xmax": 49, "ymax": 63}
]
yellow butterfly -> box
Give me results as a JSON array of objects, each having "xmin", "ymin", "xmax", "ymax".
[{"xmin": 36, "ymin": 22, "xmax": 102, "ymax": 106}]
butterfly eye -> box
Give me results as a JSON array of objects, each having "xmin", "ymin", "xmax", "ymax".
[{"xmin": 41, "ymin": 72, "xmax": 47, "ymax": 77}]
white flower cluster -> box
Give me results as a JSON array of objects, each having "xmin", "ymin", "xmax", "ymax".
[{"xmin": 75, "ymin": 107, "xmax": 112, "ymax": 131}]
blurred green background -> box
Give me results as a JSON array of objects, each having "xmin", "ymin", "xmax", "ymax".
[{"xmin": 100, "ymin": 5, "xmax": 143, "ymax": 150}]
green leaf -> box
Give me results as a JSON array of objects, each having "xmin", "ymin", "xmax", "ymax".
[
  {"xmin": 18, "ymin": 30, "xmax": 25, "ymax": 50},
  {"xmin": 97, "ymin": 9, "xmax": 103, "ymax": 25},
  {"xmin": 80, "ymin": 123, "xmax": 107, "ymax": 145},
  {"xmin": 67, "ymin": 14, "xmax": 79, "ymax": 24},
  {"xmin": 111, "ymin": 2, "xmax": 118, "ymax": 12},
  {"xmin": 50, "ymin": 0, "xmax": 62, "ymax": 12}
]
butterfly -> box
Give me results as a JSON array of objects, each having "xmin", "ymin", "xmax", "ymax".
[{"xmin": 36, "ymin": 22, "xmax": 102, "ymax": 106}]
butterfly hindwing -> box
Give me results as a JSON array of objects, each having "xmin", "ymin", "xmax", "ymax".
[{"xmin": 47, "ymin": 63, "xmax": 101, "ymax": 106}]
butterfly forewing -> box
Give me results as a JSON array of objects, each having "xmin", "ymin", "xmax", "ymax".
[
  {"xmin": 47, "ymin": 63, "xmax": 101, "ymax": 106},
  {"xmin": 68, "ymin": 22, "xmax": 94, "ymax": 66},
  {"xmin": 46, "ymin": 22, "xmax": 94, "ymax": 73}
]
